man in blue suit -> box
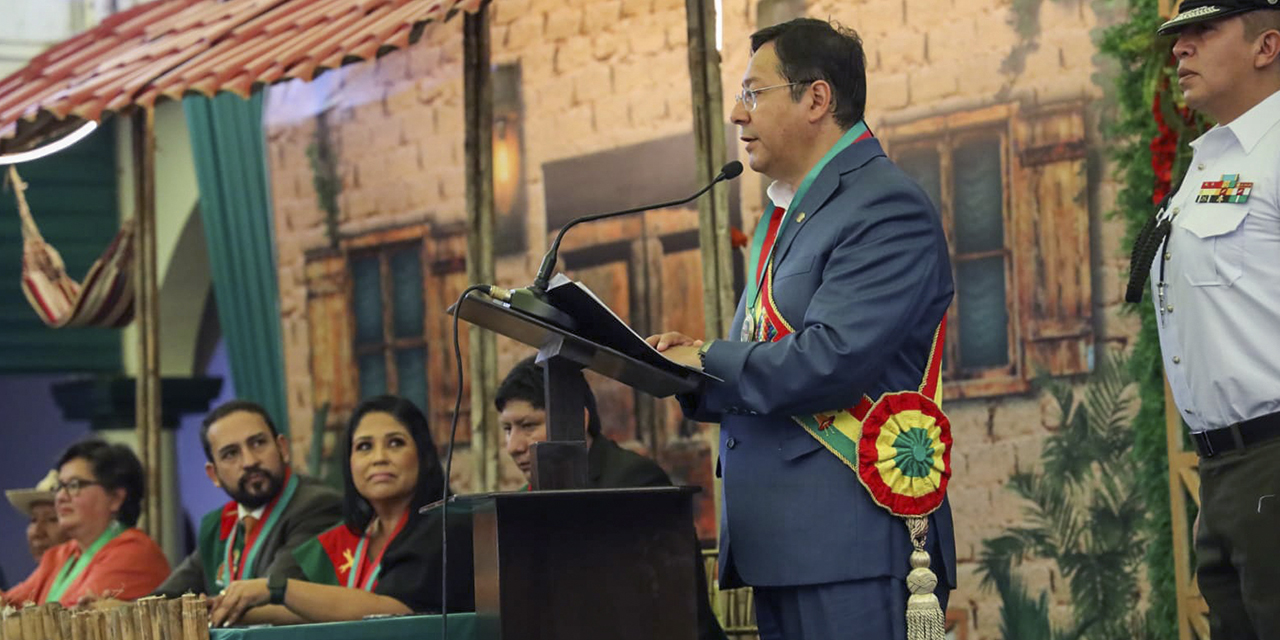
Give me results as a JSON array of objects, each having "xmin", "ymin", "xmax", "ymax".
[{"xmin": 649, "ymin": 18, "xmax": 956, "ymax": 640}]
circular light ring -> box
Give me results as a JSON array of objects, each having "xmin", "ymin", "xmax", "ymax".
[{"xmin": 0, "ymin": 121, "xmax": 99, "ymax": 166}]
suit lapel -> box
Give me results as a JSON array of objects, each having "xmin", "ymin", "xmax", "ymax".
[{"xmin": 771, "ymin": 138, "xmax": 887, "ymax": 268}]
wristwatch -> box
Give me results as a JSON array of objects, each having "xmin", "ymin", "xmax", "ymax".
[
  {"xmin": 698, "ymin": 340, "xmax": 714, "ymax": 369},
  {"xmin": 267, "ymin": 572, "xmax": 288, "ymax": 605}
]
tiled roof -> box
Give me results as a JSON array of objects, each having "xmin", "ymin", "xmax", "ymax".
[{"xmin": 0, "ymin": 0, "xmax": 482, "ymax": 153}]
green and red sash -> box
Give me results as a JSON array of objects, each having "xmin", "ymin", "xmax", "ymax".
[
  {"xmin": 199, "ymin": 470, "xmax": 299, "ymax": 592},
  {"xmin": 46, "ymin": 521, "xmax": 125, "ymax": 603},
  {"xmin": 738, "ymin": 121, "xmax": 951, "ymax": 638},
  {"xmin": 740, "ymin": 120, "xmax": 951, "ymax": 517},
  {"xmin": 293, "ymin": 510, "xmax": 408, "ymax": 592},
  {"xmin": 742, "ymin": 120, "xmax": 872, "ymax": 342}
]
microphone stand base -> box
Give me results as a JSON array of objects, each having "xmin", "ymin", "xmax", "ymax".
[{"xmin": 508, "ymin": 288, "xmax": 577, "ymax": 331}]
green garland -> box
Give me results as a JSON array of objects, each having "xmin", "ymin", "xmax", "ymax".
[{"xmin": 1098, "ymin": 2, "xmax": 1206, "ymax": 638}]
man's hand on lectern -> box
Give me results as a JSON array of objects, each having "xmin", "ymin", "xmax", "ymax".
[
  {"xmin": 646, "ymin": 331, "xmax": 702, "ymax": 351},
  {"xmin": 646, "ymin": 332, "xmax": 704, "ymax": 369}
]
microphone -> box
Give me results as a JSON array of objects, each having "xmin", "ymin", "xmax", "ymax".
[
  {"xmin": 491, "ymin": 161, "xmax": 743, "ymax": 327},
  {"xmin": 536, "ymin": 160, "xmax": 742, "ymax": 293}
]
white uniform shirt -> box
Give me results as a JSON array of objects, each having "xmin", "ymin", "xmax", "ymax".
[{"xmin": 1150, "ymin": 89, "xmax": 1280, "ymax": 433}]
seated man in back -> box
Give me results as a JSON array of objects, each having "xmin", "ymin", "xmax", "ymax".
[
  {"xmin": 498, "ymin": 356, "xmax": 669, "ymax": 489},
  {"xmin": 496, "ymin": 356, "xmax": 727, "ymax": 640},
  {"xmin": 155, "ymin": 400, "xmax": 342, "ymax": 597},
  {"xmin": 6, "ymin": 470, "xmax": 70, "ymax": 564}
]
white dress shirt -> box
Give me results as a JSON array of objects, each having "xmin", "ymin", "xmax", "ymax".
[
  {"xmin": 766, "ymin": 180, "xmax": 796, "ymax": 211},
  {"xmin": 1150, "ymin": 89, "xmax": 1280, "ymax": 433},
  {"xmin": 237, "ymin": 503, "xmax": 266, "ymax": 523}
]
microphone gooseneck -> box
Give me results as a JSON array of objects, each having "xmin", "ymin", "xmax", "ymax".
[{"xmin": 530, "ymin": 160, "xmax": 744, "ymax": 295}]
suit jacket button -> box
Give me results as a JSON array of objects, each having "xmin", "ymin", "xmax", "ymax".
[{"xmin": 726, "ymin": 437, "xmax": 737, "ymax": 449}]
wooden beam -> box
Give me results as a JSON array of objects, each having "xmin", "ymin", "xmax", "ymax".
[
  {"xmin": 132, "ymin": 107, "xmax": 162, "ymax": 545},
  {"xmin": 1165, "ymin": 375, "xmax": 1194, "ymax": 640},
  {"xmin": 464, "ymin": 0, "xmax": 500, "ymax": 492},
  {"xmin": 684, "ymin": 0, "xmax": 731, "ymax": 558},
  {"xmin": 684, "ymin": 0, "xmax": 734, "ymax": 340},
  {"xmin": 1179, "ymin": 465, "xmax": 1201, "ymax": 507}
]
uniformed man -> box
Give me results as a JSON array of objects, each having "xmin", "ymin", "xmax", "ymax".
[{"xmin": 1128, "ymin": 2, "xmax": 1280, "ymax": 637}]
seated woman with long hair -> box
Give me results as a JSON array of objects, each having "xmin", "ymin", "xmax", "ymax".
[
  {"xmin": 2, "ymin": 440, "xmax": 169, "ymax": 606},
  {"xmin": 211, "ymin": 395, "xmax": 473, "ymax": 626}
]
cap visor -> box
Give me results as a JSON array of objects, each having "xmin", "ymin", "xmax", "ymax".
[{"xmin": 1158, "ymin": 6, "xmax": 1252, "ymax": 35}]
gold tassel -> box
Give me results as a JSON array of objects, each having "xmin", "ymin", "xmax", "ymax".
[{"xmin": 905, "ymin": 517, "xmax": 946, "ymax": 640}]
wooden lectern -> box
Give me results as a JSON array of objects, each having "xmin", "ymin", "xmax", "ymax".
[{"xmin": 452, "ymin": 287, "xmax": 707, "ymax": 640}]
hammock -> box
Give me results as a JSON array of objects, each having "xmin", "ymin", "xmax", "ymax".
[{"xmin": 7, "ymin": 166, "xmax": 135, "ymax": 328}]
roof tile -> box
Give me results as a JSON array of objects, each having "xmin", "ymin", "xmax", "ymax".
[{"xmin": 0, "ymin": 0, "xmax": 481, "ymax": 152}]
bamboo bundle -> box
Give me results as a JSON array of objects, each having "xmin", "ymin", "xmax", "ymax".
[
  {"xmin": 19, "ymin": 605, "xmax": 42, "ymax": 640},
  {"xmin": 0, "ymin": 597, "xmax": 208, "ymax": 640},
  {"xmin": 3, "ymin": 606, "xmax": 22, "ymax": 640}
]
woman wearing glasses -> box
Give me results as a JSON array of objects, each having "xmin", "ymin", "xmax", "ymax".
[
  {"xmin": 210, "ymin": 395, "xmax": 473, "ymax": 626},
  {"xmin": 0, "ymin": 440, "xmax": 170, "ymax": 606}
]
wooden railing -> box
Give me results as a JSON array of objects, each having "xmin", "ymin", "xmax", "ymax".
[
  {"xmin": 702, "ymin": 548, "xmax": 759, "ymax": 639},
  {"xmin": 1166, "ymin": 380, "xmax": 1209, "ymax": 640}
]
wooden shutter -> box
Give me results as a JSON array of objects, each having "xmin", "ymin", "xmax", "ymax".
[
  {"xmin": 1010, "ymin": 104, "xmax": 1093, "ymax": 377},
  {"xmin": 424, "ymin": 230, "xmax": 471, "ymax": 447},
  {"xmin": 305, "ymin": 250, "xmax": 357, "ymax": 419}
]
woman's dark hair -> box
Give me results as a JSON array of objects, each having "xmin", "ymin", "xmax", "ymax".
[
  {"xmin": 341, "ymin": 395, "xmax": 447, "ymax": 534},
  {"xmin": 56, "ymin": 439, "xmax": 145, "ymax": 527},
  {"xmin": 750, "ymin": 18, "xmax": 867, "ymax": 129},
  {"xmin": 493, "ymin": 355, "xmax": 603, "ymax": 438}
]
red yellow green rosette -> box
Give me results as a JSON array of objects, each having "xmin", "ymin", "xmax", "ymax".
[{"xmin": 856, "ymin": 391, "xmax": 952, "ymax": 518}]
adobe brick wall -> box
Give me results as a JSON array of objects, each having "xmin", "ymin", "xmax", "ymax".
[{"xmin": 264, "ymin": 1, "xmax": 1137, "ymax": 637}]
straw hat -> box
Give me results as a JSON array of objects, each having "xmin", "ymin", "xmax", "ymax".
[{"xmin": 6, "ymin": 469, "xmax": 59, "ymax": 517}]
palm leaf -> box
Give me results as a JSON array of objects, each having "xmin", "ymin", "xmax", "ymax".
[{"xmin": 984, "ymin": 346, "xmax": 1150, "ymax": 640}]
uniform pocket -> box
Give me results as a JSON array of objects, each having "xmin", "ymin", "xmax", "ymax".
[{"xmin": 1176, "ymin": 208, "xmax": 1248, "ymax": 287}]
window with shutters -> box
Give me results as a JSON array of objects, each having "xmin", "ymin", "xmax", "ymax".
[
  {"xmin": 349, "ymin": 241, "xmax": 430, "ymax": 415},
  {"xmin": 883, "ymin": 103, "xmax": 1093, "ymax": 399},
  {"xmin": 304, "ymin": 224, "xmax": 470, "ymax": 446}
]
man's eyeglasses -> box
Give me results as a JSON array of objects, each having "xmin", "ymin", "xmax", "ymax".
[
  {"xmin": 734, "ymin": 81, "xmax": 811, "ymax": 111},
  {"xmin": 53, "ymin": 479, "xmax": 101, "ymax": 497}
]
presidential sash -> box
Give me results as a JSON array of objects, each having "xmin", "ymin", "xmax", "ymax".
[{"xmin": 741, "ymin": 128, "xmax": 952, "ymax": 638}]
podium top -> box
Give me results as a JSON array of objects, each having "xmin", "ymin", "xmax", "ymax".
[
  {"xmin": 434, "ymin": 485, "xmax": 699, "ymax": 509},
  {"xmin": 454, "ymin": 290, "xmax": 706, "ymax": 397}
]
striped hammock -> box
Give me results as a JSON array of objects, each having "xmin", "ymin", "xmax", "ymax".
[{"xmin": 8, "ymin": 166, "xmax": 135, "ymax": 328}]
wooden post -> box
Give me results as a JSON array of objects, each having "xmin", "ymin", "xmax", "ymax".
[
  {"xmin": 1159, "ymin": 0, "xmax": 1178, "ymax": 19},
  {"xmin": 132, "ymin": 107, "xmax": 163, "ymax": 544},
  {"xmin": 684, "ymin": 0, "xmax": 734, "ymax": 340},
  {"xmin": 685, "ymin": 0, "xmax": 731, "ymax": 563},
  {"xmin": 1166, "ymin": 375, "xmax": 1209, "ymax": 639},
  {"xmin": 464, "ymin": 0, "xmax": 500, "ymax": 492},
  {"xmin": 1164, "ymin": 377, "xmax": 1193, "ymax": 640}
]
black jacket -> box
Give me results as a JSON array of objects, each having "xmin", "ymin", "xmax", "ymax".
[{"xmin": 154, "ymin": 474, "xmax": 342, "ymax": 596}]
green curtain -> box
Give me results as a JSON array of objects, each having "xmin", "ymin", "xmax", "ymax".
[{"xmin": 184, "ymin": 92, "xmax": 288, "ymax": 432}]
